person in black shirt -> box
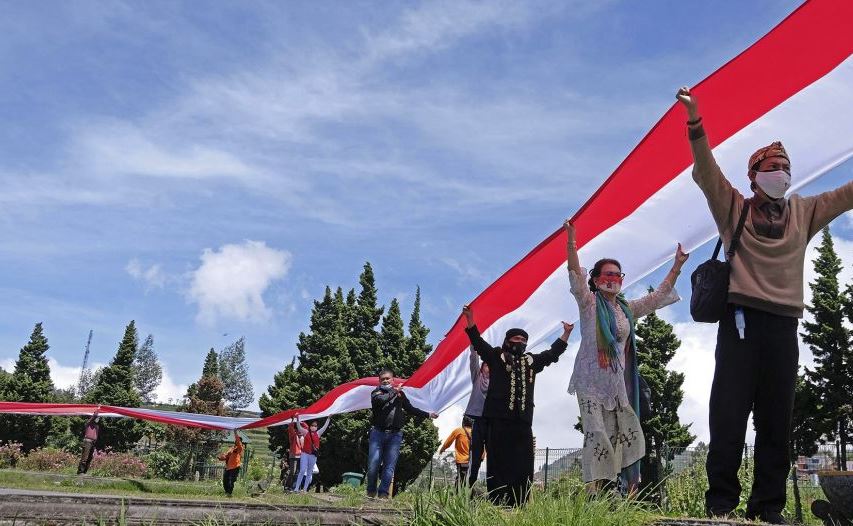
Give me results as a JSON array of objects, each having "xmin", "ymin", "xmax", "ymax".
[
  {"xmin": 366, "ymin": 367, "xmax": 438, "ymax": 498},
  {"xmin": 463, "ymin": 304, "xmax": 573, "ymax": 506}
]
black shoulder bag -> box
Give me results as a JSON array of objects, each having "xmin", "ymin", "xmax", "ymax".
[{"xmin": 690, "ymin": 200, "xmax": 750, "ymax": 323}]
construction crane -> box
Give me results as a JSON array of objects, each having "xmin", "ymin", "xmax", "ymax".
[{"xmin": 76, "ymin": 330, "xmax": 93, "ymax": 398}]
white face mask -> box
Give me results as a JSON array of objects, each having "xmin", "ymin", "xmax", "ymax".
[
  {"xmin": 755, "ymin": 170, "xmax": 791, "ymax": 199},
  {"xmin": 599, "ymin": 280, "xmax": 622, "ymax": 295}
]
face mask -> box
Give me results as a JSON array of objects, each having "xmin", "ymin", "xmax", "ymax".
[
  {"xmin": 755, "ymin": 169, "xmax": 791, "ymax": 199},
  {"xmin": 598, "ymin": 278, "xmax": 622, "ymax": 294},
  {"xmin": 509, "ymin": 342, "xmax": 527, "ymax": 356}
]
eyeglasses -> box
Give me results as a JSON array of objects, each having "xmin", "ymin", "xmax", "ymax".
[{"xmin": 601, "ymin": 271, "xmax": 625, "ymax": 278}]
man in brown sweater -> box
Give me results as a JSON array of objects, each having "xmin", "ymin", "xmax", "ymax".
[{"xmin": 677, "ymin": 87, "xmax": 853, "ymax": 524}]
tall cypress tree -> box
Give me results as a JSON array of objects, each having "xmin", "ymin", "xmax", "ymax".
[
  {"xmin": 404, "ymin": 287, "xmax": 432, "ymax": 374},
  {"xmin": 84, "ymin": 321, "xmax": 143, "ymax": 451},
  {"xmin": 219, "ymin": 337, "xmax": 254, "ymax": 411},
  {"xmin": 294, "ymin": 287, "xmax": 355, "ymax": 405},
  {"xmin": 133, "ymin": 334, "xmax": 162, "ymax": 404},
  {"xmin": 635, "ymin": 297, "xmax": 695, "ymax": 496},
  {"xmin": 349, "ymin": 263, "xmax": 384, "ymax": 378},
  {"xmin": 802, "ymin": 227, "xmax": 852, "ymax": 469},
  {"xmin": 0, "ymin": 323, "xmax": 55, "ymax": 451},
  {"xmin": 380, "ymin": 298, "xmax": 406, "ymax": 369},
  {"xmin": 202, "ymin": 348, "xmax": 219, "ymax": 378},
  {"xmin": 259, "ymin": 358, "xmax": 300, "ymax": 456}
]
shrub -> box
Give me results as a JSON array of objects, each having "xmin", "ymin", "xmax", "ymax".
[
  {"xmin": 89, "ymin": 449, "xmax": 147, "ymax": 478},
  {"xmin": 146, "ymin": 449, "xmax": 185, "ymax": 480},
  {"xmin": 246, "ymin": 455, "xmax": 266, "ymax": 481},
  {"xmin": 17, "ymin": 447, "xmax": 76, "ymax": 472},
  {"xmin": 0, "ymin": 441, "xmax": 23, "ymax": 468}
]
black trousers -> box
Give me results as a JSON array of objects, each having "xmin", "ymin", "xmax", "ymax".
[
  {"xmin": 284, "ymin": 457, "xmax": 300, "ymax": 490},
  {"xmin": 456, "ymin": 463, "xmax": 470, "ymax": 488},
  {"xmin": 485, "ymin": 418, "xmax": 533, "ymax": 507},
  {"xmin": 77, "ymin": 438, "xmax": 95, "ymax": 474},
  {"xmin": 468, "ymin": 416, "xmax": 488, "ymax": 486},
  {"xmin": 705, "ymin": 305, "xmax": 798, "ymax": 517},
  {"xmin": 223, "ymin": 467, "xmax": 240, "ymax": 495}
]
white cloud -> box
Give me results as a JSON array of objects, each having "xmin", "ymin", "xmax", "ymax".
[
  {"xmin": 74, "ymin": 120, "xmax": 253, "ymax": 180},
  {"xmin": 3, "ymin": 357, "xmax": 187, "ymax": 405},
  {"xmin": 187, "ymin": 240, "xmax": 292, "ymax": 324},
  {"xmin": 153, "ymin": 366, "xmax": 189, "ymax": 406},
  {"xmin": 126, "ymin": 258, "xmax": 167, "ymax": 290}
]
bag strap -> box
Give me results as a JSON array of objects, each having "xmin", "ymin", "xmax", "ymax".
[
  {"xmin": 726, "ymin": 199, "xmax": 751, "ymax": 261},
  {"xmin": 711, "ymin": 199, "xmax": 750, "ymax": 262}
]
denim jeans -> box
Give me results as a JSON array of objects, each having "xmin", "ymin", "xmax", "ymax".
[
  {"xmin": 294, "ymin": 452, "xmax": 317, "ymax": 491},
  {"xmin": 366, "ymin": 427, "xmax": 403, "ymax": 496}
]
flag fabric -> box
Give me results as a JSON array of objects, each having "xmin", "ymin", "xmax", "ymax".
[{"xmin": 2, "ymin": 0, "xmax": 852, "ymax": 430}]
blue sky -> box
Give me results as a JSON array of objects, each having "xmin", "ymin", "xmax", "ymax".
[{"xmin": 1, "ymin": 1, "xmax": 851, "ymax": 447}]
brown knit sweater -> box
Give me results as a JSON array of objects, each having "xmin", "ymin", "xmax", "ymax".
[{"xmin": 690, "ymin": 132, "xmax": 853, "ymax": 318}]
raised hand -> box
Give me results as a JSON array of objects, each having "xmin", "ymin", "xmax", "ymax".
[
  {"xmin": 674, "ymin": 243, "xmax": 690, "ymax": 267},
  {"xmin": 563, "ymin": 219, "xmax": 575, "ymax": 241},
  {"xmin": 676, "ymin": 86, "xmax": 700, "ymax": 120},
  {"xmin": 560, "ymin": 321, "xmax": 575, "ymax": 342},
  {"xmin": 462, "ymin": 304, "xmax": 474, "ymax": 327}
]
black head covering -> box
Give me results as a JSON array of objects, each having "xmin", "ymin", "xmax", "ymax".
[{"xmin": 504, "ymin": 328, "xmax": 529, "ymax": 342}]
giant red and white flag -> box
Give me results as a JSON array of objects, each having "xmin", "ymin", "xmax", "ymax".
[
  {"xmin": 250, "ymin": 0, "xmax": 853, "ymax": 427},
  {"xmin": 2, "ymin": 0, "xmax": 851, "ymax": 430}
]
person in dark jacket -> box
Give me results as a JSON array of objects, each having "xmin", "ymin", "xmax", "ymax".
[
  {"xmin": 77, "ymin": 409, "xmax": 100, "ymax": 475},
  {"xmin": 366, "ymin": 367, "xmax": 438, "ymax": 498},
  {"xmin": 463, "ymin": 304, "xmax": 573, "ymax": 506}
]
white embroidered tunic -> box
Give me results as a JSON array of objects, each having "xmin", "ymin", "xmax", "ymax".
[{"xmin": 567, "ymin": 266, "xmax": 680, "ymax": 411}]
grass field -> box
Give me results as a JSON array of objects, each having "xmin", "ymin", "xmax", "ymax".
[{"xmin": 0, "ymin": 468, "xmax": 830, "ymax": 525}]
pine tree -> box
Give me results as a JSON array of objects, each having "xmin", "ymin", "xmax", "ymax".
[
  {"xmin": 258, "ymin": 358, "xmax": 300, "ymax": 456},
  {"xmin": 635, "ymin": 297, "xmax": 695, "ymax": 497},
  {"xmin": 218, "ymin": 337, "xmax": 254, "ymax": 412},
  {"xmin": 294, "ymin": 287, "xmax": 356, "ymax": 405},
  {"xmin": 349, "ymin": 263, "xmax": 384, "ymax": 378},
  {"xmin": 0, "ymin": 366, "xmax": 9, "ymax": 395},
  {"xmin": 404, "ymin": 287, "xmax": 432, "ymax": 374},
  {"xmin": 791, "ymin": 371, "xmax": 823, "ymax": 460},
  {"xmin": 802, "ymin": 228, "xmax": 852, "ymax": 469},
  {"xmin": 379, "ymin": 298, "xmax": 406, "ymax": 369},
  {"xmin": 202, "ymin": 349, "xmax": 218, "ymax": 378},
  {"xmin": 0, "ymin": 323, "xmax": 56, "ymax": 451},
  {"xmin": 84, "ymin": 321, "xmax": 144, "ymax": 451},
  {"xmin": 133, "ymin": 334, "xmax": 162, "ymax": 404}
]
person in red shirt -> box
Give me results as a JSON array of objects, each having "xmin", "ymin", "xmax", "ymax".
[
  {"xmin": 293, "ymin": 414, "xmax": 330, "ymax": 492},
  {"xmin": 285, "ymin": 418, "xmax": 304, "ymax": 491}
]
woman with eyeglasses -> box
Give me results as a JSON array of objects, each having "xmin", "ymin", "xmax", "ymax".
[{"xmin": 563, "ymin": 219, "xmax": 689, "ymax": 494}]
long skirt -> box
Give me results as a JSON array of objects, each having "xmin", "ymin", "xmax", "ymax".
[
  {"xmin": 485, "ymin": 418, "xmax": 534, "ymax": 507},
  {"xmin": 578, "ymin": 396, "xmax": 645, "ymax": 484}
]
